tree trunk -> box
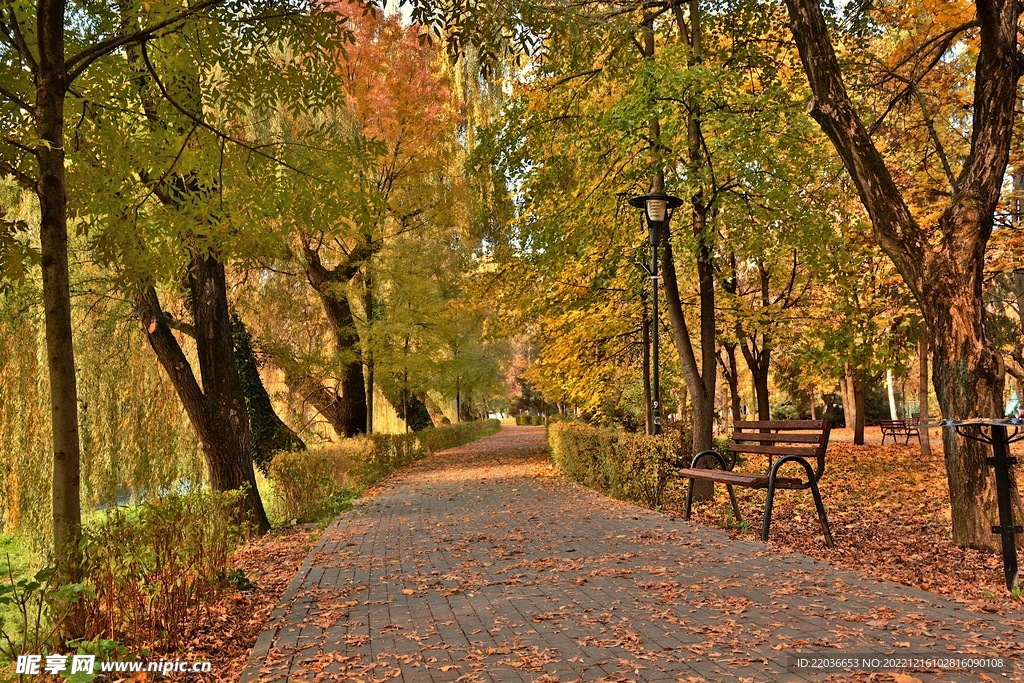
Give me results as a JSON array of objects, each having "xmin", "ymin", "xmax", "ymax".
[
  {"xmin": 718, "ymin": 343, "xmax": 742, "ymax": 423},
  {"xmin": 738, "ymin": 263, "xmax": 773, "ymax": 421},
  {"xmin": 784, "ymin": 0, "xmax": 1020, "ymax": 551},
  {"xmin": 741, "ymin": 345, "xmax": 771, "ymax": 422},
  {"xmin": 886, "ymin": 369, "xmax": 898, "ymax": 420},
  {"xmin": 926, "ymin": 287, "xmax": 1014, "ymax": 550},
  {"xmin": 845, "ymin": 362, "xmax": 865, "ymax": 445},
  {"xmin": 302, "ymin": 247, "xmax": 367, "ymax": 437},
  {"xmin": 230, "ymin": 313, "xmax": 305, "ymax": 473},
  {"xmin": 839, "ymin": 371, "xmax": 851, "ymax": 429},
  {"xmin": 363, "ymin": 266, "xmax": 374, "ymax": 434},
  {"xmin": 273, "ymin": 366, "xmax": 350, "ymax": 438},
  {"xmin": 919, "ymin": 331, "xmax": 932, "ymax": 457},
  {"xmin": 853, "ymin": 372, "xmax": 866, "ymax": 446},
  {"xmin": 137, "ymin": 263, "xmax": 270, "ymax": 533},
  {"xmin": 692, "ymin": 203, "xmax": 717, "ymax": 453},
  {"xmin": 37, "ymin": 4, "xmax": 82, "ymax": 576}
]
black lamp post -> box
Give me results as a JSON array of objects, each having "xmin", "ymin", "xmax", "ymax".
[{"xmin": 629, "ymin": 191, "xmax": 683, "ymax": 435}]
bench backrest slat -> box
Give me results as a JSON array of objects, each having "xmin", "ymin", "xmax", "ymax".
[
  {"xmin": 734, "ymin": 420, "xmax": 827, "ymax": 430},
  {"xmin": 732, "ymin": 432, "xmax": 822, "ymax": 444},
  {"xmin": 729, "ymin": 444, "xmax": 820, "ymax": 458},
  {"xmin": 731, "ymin": 419, "xmax": 830, "ymax": 482}
]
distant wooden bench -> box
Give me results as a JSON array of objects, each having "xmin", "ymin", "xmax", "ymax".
[
  {"xmin": 677, "ymin": 419, "xmax": 834, "ymax": 547},
  {"xmin": 880, "ymin": 419, "xmax": 920, "ymax": 445}
]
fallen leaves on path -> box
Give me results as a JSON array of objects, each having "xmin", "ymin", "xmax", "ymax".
[
  {"xmin": 165, "ymin": 523, "xmax": 320, "ymax": 681},
  {"xmin": 671, "ymin": 441, "xmax": 1022, "ymax": 613}
]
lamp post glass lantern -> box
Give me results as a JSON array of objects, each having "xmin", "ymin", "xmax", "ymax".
[{"xmin": 629, "ymin": 192, "xmax": 683, "ymax": 435}]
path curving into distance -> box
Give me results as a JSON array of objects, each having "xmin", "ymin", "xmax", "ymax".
[{"xmin": 242, "ymin": 426, "xmax": 1021, "ymax": 682}]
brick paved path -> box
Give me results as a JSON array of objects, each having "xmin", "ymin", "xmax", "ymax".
[{"xmin": 242, "ymin": 426, "xmax": 1022, "ymax": 682}]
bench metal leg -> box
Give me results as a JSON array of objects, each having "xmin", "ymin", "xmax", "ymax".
[
  {"xmin": 810, "ymin": 479, "xmax": 835, "ymax": 548},
  {"xmin": 761, "ymin": 481, "xmax": 777, "ymax": 542},
  {"xmin": 726, "ymin": 484, "xmax": 742, "ymax": 524},
  {"xmin": 684, "ymin": 478, "xmax": 696, "ymax": 520}
]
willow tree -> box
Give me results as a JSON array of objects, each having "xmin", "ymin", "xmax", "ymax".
[
  {"xmin": 783, "ymin": 0, "xmax": 1021, "ymax": 549},
  {"xmin": 0, "ymin": 0, "xmax": 240, "ymax": 575},
  {"xmin": 0, "ymin": 0, "xmax": 351, "ymax": 557}
]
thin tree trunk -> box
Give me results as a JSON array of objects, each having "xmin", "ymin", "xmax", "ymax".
[
  {"xmin": 743, "ymin": 348, "xmax": 771, "ymax": 422},
  {"xmin": 886, "ymin": 369, "xmax": 898, "ymax": 420},
  {"xmin": 363, "ymin": 266, "xmax": 374, "ymax": 435},
  {"xmin": 739, "ymin": 263, "xmax": 772, "ymax": 421},
  {"xmin": 853, "ymin": 372, "xmax": 866, "ymax": 445},
  {"xmin": 718, "ymin": 343, "xmax": 742, "ymax": 423},
  {"xmin": 839, "ymin": 371, "xmax": 851, "ymax": 429},
  {"xmin": 37, "ymin": 4, "xmax": 82, "ymax": 575},
  {"xmin": 919, "ymin": 331, "xmax": 932, "ymax": 457},
  {"xmin": 845, "ymin": 363, "xmax": 865, "ymax": 445}
]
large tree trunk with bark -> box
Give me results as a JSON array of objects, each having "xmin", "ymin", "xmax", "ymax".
[
  {"xmin": 37, "ymin": 3, "xmax": 83, "ymax": 576},
  {"xmin": 784, "ymin": 0, "xmax": 1021, "ymax": 550},
  {"xmin": 924, "ymin": 280, "xmax": 1011, "ymax": 548},
  {"xmin": 137, "ymin": 258, "xmax": 270, "ymax": 533}
]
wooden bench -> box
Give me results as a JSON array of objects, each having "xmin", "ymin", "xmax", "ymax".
[
  {"xmin": 677, "ymin": 419, "xmax": 834, "ymax": 547},
  {"xmin": 880, "ymin": 419, "xmax": 920, "ymax": 445}
]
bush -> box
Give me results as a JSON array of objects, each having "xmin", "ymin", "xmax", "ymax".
[
  {"xmin": 268, "ymin": 420, "xmax": 502, "ymax": 522},
  {"xmin": 268, "ymin": 445, "xmax": 359, "ymax": 523},
  {"xmin": 0, "ymin": 566, "xmax": 93, "ymax": 669},
  {"xmin": 72, "ymin": 489, "xmax": 246, "ymax": 649},
  {"xmin": 549, "ymin": 422, "xmax": 685, "ymax": 509},
  {"xmin": 357, "ymin": 419, "xmax": 501, "ymax": 487}
]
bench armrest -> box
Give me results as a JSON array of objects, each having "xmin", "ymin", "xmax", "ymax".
[
  {"xmin": 690, "ymin": 449, "xmax": 731, "ymax": 471},
  {"xmin": 768, "ymin": 454, "xmax": 821, "ymax": 486}
]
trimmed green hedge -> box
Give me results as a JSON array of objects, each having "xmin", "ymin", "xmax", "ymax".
[
  {"xmin": 548, "ymin": 422, "xmax": 684, "ymax": 508},
  {"xmin": 269, "ymin": 419, "xmax": 501, "ymax": 522}
]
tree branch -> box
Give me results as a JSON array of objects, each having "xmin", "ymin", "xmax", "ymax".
[
  {"xmin": 0, "ymin": 4, "xmax": 37, "ymax": 75},
  {"xmin": 783, "ymin": 0, "xmax": 924, "ymax": 292},
  {"xmin": 139, "ymin": 42, "xmax": 321, "ymax": 181},
  {"xmin": 65, "ymin": 0, "xmax": 226, "ymax": 82},
  {"xmin": 0, "ymin": 158, "xmax": 37, "ymax": 190}
]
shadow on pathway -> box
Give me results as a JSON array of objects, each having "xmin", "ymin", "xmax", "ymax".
[{"xmin": 242, "ymin": 426, "xmax": 1021, "ymax": 682}]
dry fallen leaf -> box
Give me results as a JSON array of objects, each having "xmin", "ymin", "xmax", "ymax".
[{"xmin": 893, "ymin": 674, "xmax": 924, "ymax": 683}]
